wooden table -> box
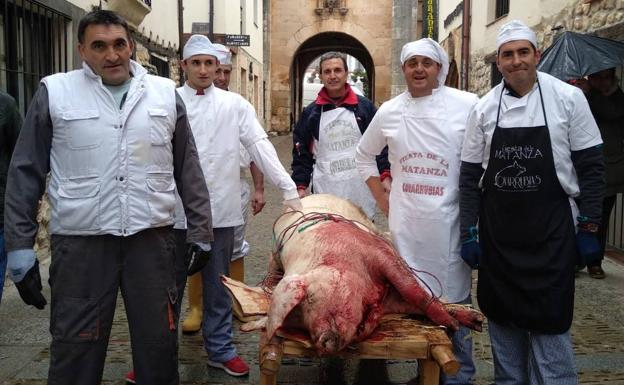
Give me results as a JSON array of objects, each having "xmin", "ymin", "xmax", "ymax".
[{"xmin": 258, "ymin": 315, "xmax": 458, "ymax": 385}]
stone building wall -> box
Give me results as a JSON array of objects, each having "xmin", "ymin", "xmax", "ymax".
[{"xmin": 470, "ymin": 0, "xmax": 624, "ymax": 96}]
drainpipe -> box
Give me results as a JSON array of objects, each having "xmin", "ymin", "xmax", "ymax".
[
  {"xmin": 461, "ymin": 0, "xmax": 471, "ymax": 90},
  {"xmin": 209, "ymin": 0, "xmax": 214, "ymax": 40},
  {"xmin": 178, "ymin": 0, "xmax": 184, "ymax": 58}
]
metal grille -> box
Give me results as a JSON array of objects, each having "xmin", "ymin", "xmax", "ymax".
[
  {"xmin": 495, "ymin": 0, "xmax": 509, "ymax": 19},
  {"xmin": 0, "ymin": 0, "xmax": 70, "ymax": 115}
]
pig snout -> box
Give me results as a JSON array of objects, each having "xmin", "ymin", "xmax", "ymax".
[{"xmin": 315, "ymin": 330, "xmax": 344, "ymax": 355}]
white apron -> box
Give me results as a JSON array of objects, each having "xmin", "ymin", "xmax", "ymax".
[
  {"xmin": 313, "ymin": 107, "xmax": 377, "ymax": 218},
  {"xmin": 388, "ymin": 93, "xmax": 470, "ymax": 302}
]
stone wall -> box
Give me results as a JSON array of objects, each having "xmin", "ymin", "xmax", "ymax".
[{"xmin": 470, "ymin": 0, "xmax": 624, "ymax": 96}]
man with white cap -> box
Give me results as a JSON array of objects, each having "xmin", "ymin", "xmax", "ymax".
[
  {"xmin": 356, "ymin": 38, "xmax": 479, "ymax": 385},
  {"xmin": 178, "ymin": 34, "xmax": 301, "ymax": 377},
  {"xmin": 180, "ymin": 43, "xmax": 267, "ymax": 333},
  {"xmin": 459, "ymin": 20, "xmax": 604, "ymax": 384}
]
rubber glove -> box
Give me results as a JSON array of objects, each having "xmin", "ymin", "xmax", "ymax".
[
  {"xmin": 7, "ymin": 248, "xmax": 36, "ymax": 282},
  {"xmin": 186, "ymin": 242, "xmax": 212, "ymax": 276},
  {"xmin": 8, "ymin": 249, "xmax": 46, "ymax": 309},
  {"xmin": 576, "ymin": 229, "xmax": 601, "ymax": 267},
  {"xmin": 283, "ymin": 197, "xmax": 303, "ymax": 212},
  {"xmin": 460, "ymin": 226, "xmax": 481, "ymax": 269}
]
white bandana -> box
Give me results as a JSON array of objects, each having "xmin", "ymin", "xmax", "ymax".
[{"xmin": 400, "ymin": 38, "xmax": 449, "ymax": 86}]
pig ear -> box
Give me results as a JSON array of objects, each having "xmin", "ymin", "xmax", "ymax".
[{"xmin": 266, "ymin": 274, "xmax": 308, "ymax": 339}]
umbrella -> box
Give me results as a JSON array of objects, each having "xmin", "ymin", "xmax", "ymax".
[{"xmin": 537, "ymin": 31, "xmax": 624, "ymax": 81}]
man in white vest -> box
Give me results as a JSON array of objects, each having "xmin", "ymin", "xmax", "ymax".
[
  {"xmin": 4, "ymin": 10, "xmax": 213, "ymax": 385},
  {"xmin": 356, "ymin": 39, "xmax": 479, "ymax": 385},
  {"xmin": 291, "ymin": 51, "xmax": 389, "ymax": 218},
  {"xmin": 178, "ymin": 35, "xmax": 301, "ymax": 377}
]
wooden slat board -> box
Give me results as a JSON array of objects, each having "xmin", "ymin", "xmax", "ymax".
[{"xmin": 221, "ymin": 275, "xmax": 270, "ymax": 316}]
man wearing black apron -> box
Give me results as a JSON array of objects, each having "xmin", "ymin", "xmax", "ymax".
[{"xmin": 459, "ymin": 20, "xmax": 604, "ymax": 385}]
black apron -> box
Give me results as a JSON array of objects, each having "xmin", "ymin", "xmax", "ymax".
[{"xmin": 477, "ymin": 81, "xmax": 577, "ymax": 334}]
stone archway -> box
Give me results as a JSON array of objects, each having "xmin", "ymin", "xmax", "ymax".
[
  {"xmin": 290, "ymin": 32, "xmax": 375, "ymax": 125},
  {"xmin": 267, "ymin": 0, "xmax": 397, "ymax": 134}
]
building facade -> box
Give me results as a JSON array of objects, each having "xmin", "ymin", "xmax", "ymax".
[
  {"xmin": 438, "ymin": 0, "xmax": 624, "ymax": 95},
  {"xmin": 0, "ymin": 0, "xmax": 182, "ymax": 114},
  {"xmin": 267, "ymin": 0, "xmax": 434, "ymax": 133},
  {"xmin": 183, "ymin": 0, "xmax": 266, "ymax": 125}
]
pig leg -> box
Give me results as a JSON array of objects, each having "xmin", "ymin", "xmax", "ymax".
[
  {"xmin": 444, "ymin": 304, "xmax": 484, "ymax": 332},
  {"xmin": 382, "ymin": 288, "xmax": 483, "ymax": 332},
  {"xmin": 377, "ymin": 251, "xmax": 459, "ymax": 331}
]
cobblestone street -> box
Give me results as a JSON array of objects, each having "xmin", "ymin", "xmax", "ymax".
[{"xmin": 1, "ymin": 134, "xmax": 623, "ymax": 385}]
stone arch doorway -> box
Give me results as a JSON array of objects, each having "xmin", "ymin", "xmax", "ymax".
[{"xmin": 290, "ymin": 32, "xmax": 375, "ymax": 129}]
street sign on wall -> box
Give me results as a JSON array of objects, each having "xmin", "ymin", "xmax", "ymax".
[
  {"xmin": 423, "ymin": 0, "xmax": 438, "ymax": 41},
  {"xmin": 225, "ymin": 34, "xmax": 250, "ymax": 46}
]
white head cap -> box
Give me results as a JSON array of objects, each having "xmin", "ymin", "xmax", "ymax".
[
  {"xmin": 400, "ymin": 38, "xmax": 449, "ymax": 86},
  {"xmin": 496, "ymin": 20, "xmax": 537, "ymax": 52},
  {"xmin": 212, "ymin": 43, "xmax": 232, "ymax": 65},
  {"xmin": 182, "ymin": 34, "xmax": 221, "ymax": 61}
]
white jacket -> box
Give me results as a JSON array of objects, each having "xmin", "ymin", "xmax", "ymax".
[
  {"xmin": 44, "ymin": 61, "xmax": 178, "ymax": 235},
  {"xmin": 177, "ymin": 83, "xmax": 297, "ymax": 228}
]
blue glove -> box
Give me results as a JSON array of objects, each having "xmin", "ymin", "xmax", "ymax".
[
  {"xmin": 461, "ymin": 240, "xmax": 481, "ymax": 269},
  {"xmin": 460, "ymin": 226, "xmax": 481, "ymax": 269},
  {"xmin": 575, "ymin": 230, "xmax": 601, "ymax": 267},
  {"xmin": 7, "ymin": 248, "xmax": 36, "ymax": 282}
]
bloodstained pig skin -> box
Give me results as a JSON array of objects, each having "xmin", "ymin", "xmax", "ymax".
[{"xmin": 260, "ymin": 194, "xmax": 483, "ymax": 356}]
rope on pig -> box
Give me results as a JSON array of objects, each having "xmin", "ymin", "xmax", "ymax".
[
  {"xmin": 263, "ymin": 210, "xmax": 443, "ymax": 300},
  {"xmin": 407, "ymin": 266, "xmax": 443, "ymax": 301}
]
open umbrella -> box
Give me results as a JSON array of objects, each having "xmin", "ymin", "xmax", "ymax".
[{"xmin": 537, "ymin": 31, "xmax": 624, "ymax": 81}]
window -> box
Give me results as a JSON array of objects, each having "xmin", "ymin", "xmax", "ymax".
[
  {"xmin": 1, "ymin": 0, "xmax": 70, "ymax": 114},
  {"xmin": 240, "ymin": 67, "xmax": 247, "ymax": 98},
  {"xmin": 495, "ymin": 0, "xmax": 509, "ymax": 19},
  {"xmin": 253, "ymin": 74, "xmax": 259, "ymax": 112},
  {"xmin": 150, "ymin": 54, "xmax": 170, "ymax": 78}
]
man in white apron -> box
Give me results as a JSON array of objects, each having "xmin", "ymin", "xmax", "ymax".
[
  {"xmin": 356, "ymin": 39, "xmax": 479, "ymax": 385},
  {"xmin": 459, "ymin": 20, "xmax": 604, "ymax": 385},
  {"xmin": 177, "ymin": 35, "xmax": 301, "ymax": 377},
  {"xmin": 291, "ymin": 52, "xmax": 389, "ymax": 218}
]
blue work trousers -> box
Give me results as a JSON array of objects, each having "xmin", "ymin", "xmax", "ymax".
[
  {"xmin": 201, "ymin": 226, "xmax": 237, "ymax": 362},
  {"xmin": 441, "ymin": 295, "xmax": 476, "ymax": 385}
]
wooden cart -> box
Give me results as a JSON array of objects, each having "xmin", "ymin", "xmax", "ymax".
[{"xmin": 222, "ymin": 276, "xmax": 459, "ymax": 385}]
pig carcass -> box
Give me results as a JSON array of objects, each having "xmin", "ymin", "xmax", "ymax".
[{"xmin": 254, "ymin": 194, "xmax": 483, "ymax": 356}]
